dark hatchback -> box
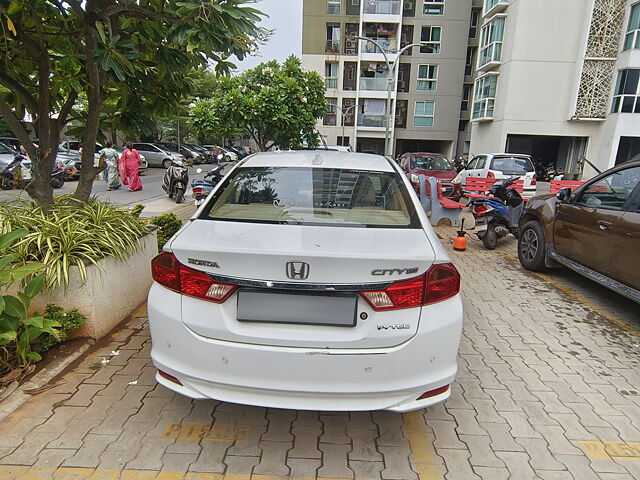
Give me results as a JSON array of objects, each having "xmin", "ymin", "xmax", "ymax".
[{"xmin": 517, "ymin": 160, "xmax": 640, "ymax": 303}]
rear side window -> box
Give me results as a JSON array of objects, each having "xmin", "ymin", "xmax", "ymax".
[
  {"xmin": 410, "ymin": 156, "xmax": 452, "ymax": 170},
  {"xmin": 490, "ymin": 157, "xmax": 534, "ymax": 174},
  {"xmin": 201, "ymin": 167, "xmax": 421, "ymax": 228}
]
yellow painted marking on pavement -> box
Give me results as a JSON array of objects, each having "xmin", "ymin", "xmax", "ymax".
[
  {"xmin": 577, "ymin": 441, "xmax": 640, "ymax": 461},
  {"xmin": 0, "ymin": 467, "xmax": 363, "ymax": 480},
  {"xmin": 161, "ymin": 423, "xmax": 249, "ymax": 444},
  {"xmin": 502, "ymin": 254, "xmax": 640, "ymax": 339},
  {"xmin": 403, "ymin": 411, "xmax": 444, "ymax": 479},
  {"xmin": 132, "ymin": 303, "xmax": 148, "ymax": 318}
]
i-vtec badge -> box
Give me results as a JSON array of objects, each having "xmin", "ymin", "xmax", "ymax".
[
  {"xmin": 187, "ymin": 258, "xmax": 220, "ymax": 268},
  {"xmin": 377, "ymin": 324, "xmax": 411, "ymax": 330},
  {"xmin": 371, "ymin": 267, "xmax": 419, "ymax": 276}
]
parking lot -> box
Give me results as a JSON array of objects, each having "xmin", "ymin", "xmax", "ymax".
[{"xmin": 0, "ymin": 218, "xmax": 638, "ymax": 480}]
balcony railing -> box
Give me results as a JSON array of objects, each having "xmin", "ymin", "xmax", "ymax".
[
  {"xmin": 357, "ymin": 114, "xmax": 387, "ymax": 127},
  {"xmin": 361, "ymin": 37, "xmax": 396, "ymax": 54},
  {"xmin": 363, "ymin": 0, "xmax": 401, "ymax": 15},
  {"xmin": 325, "ymin": 40, "xmax": 340, "ymax": 54},
  {"xmin": 325, "ymin": 77, "xmax": 338, "ymax": 89},
  {"xmin": 359, "ymin": 77, "xmax": 389, "ymax": 91}
]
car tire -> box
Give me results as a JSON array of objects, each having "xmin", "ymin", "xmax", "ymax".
[
  {"xmin": 518, "ymin": 220, "xmax": 547, "ymax": 271},
  {"xmin": 482, "ymin": 224, "xmax": 498, "ymax": 250},
  {"xmin": 162, "ymin": 159, "xmax": 172, "ymax": 169}
]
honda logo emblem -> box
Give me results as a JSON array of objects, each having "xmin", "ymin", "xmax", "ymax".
[{"xmin": 286, "ymin": 262, "xmax": 310, "ymax": 280}]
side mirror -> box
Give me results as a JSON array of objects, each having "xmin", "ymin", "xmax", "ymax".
[{"xmin": 556, "ymin": 187, "xmax": 573, "ymax": 202}]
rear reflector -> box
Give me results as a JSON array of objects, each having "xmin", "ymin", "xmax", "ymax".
[
  {"xmin": 151, "ymin": 252, "xmax": 237, "ymax": 303},
  {"xmin": 531, "ymin": 174, "xmax": 537, "ymax": 186},
  {"xmin": 193, "ymin": 187, "xmax": 203, "ymax": 196},
  {"xmin": 487, "ymin": 171, "xmax": 495, "ymax": 179},
  {"xmin": 473, "ymin": 204, "xmax": 488, "ymax": 216},
  {"xmin": 158, "ymin": 369, "xmax": 182, "ymax": 385},
  {"xmin": 360, "ymin": 263, "xmax": 460, "ymax": 311},
  {"xmin": 417, "ymin": 384, "xmax": 449, "ymax": 400}
]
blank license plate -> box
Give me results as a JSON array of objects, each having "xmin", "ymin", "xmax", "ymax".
[{"xmin": 237, "ymin": 290, "xmax": 357, "ymax": 327}]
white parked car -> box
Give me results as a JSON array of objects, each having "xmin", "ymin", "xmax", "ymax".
[
  {"xmin": 454, "ymin": 153, "xmax": 537, "ymax": 197},
  {"xmin": 148, "ymin": 150, "xmax": 463, "ymax": 412}
]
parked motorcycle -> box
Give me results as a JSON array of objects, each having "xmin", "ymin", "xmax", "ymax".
[
  {"xmin": 192, "ymin": 164, "xmax": 225, "ymax": 206},
  {"xmin": 0, "ymin": 154, "xmax": 31, "ymax": 190},
  {"xmin": 469, "ymin": 177, "xmax": 525, "ymax": 250},
  {"xmin": 162, "ymin": 159, "xmax": 189, "ymax": 204},
  {"xmin": 51, "ymin": 162, "xmax": 65, "ymax": 189}
]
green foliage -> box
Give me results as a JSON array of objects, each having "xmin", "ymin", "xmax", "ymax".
[
  {"xmin": 0, "ymin": 230, "xmax": 59, "ymax": 372},
  {"xmin": 37, "ymin": 305, "xmax": 85, "ymax": 353},
  {"xmin": 191, "ymin": 56, "xmax": 327, "ymax": 151},
  {"xmin": 130, "ymin": 204, "xmax": 145, "ymax": 218},
  {"xmin": 150, "ymin": 213, "xmax": 183, "ymax": 251},
  {"xmin": 0, "ymin": 197, "xmax": 149, "ymax": 291}
]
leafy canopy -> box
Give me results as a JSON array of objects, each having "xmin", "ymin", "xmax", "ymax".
[{"xmin": 192, "ymin": 56, "xmax": 327, "ymax": 151}]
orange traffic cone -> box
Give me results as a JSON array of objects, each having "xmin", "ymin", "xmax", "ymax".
[{"xmin": 453, "ymin": 219, "xmax": 468, "ymax": 252}]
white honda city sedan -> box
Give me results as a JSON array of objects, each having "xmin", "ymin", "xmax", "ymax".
[{"xmin": 148, "ymin": 150, "xmax": 463, "ymax": 412}]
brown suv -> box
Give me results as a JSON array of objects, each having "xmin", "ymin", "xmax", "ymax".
[{"xmin": 517, "ymin": 160, "xmax": 640, "ymax": 303}]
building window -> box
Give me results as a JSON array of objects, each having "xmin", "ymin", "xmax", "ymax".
[
  {"xmin": 344, "ymin": 23, "xmax": 359, "ymax": 54},
  {"xmin": 459, "ymin": 120, "xmax": 468, "ymax": 132},
  {"xmin": 461, "ymin": 84, "xmax": 471, "ymax": 111},
  {"xmin": 478, "ymin": 15, "xmax": 505, "ymax": 68},
  {"xmin": 327, "ymin": 0, "xmax": 341, "ymax": 15},
  {"xmin": 417, "ymin": 64, "xmax": 438, "ymax": 91},
  {"xmin": 624, "ymin": 3, "xmax": 640, "ymax": 50},
  {"xmin": 343, "ymin": 62, "xmax": 357, "ymax": 91},
  {"xmin": 395, "ymin": 99, "xmax": 408, "ymax": 128},
  {"xmin": 465, "ymin": 47, "xmax": 475, "ymax": 75},
  {"xmin": 398, "ymin": 63, "xmax": 411, "ymax": 93},
  {"xmin": 420, "ymin": 26, "xmax": 441, "ymax": 53},
  {"xmin": 342, "ymin": 98, "xmax": 356, "ymax": 126},
  {"xmin": 611, "ymin": 69, "xmax": 640, "ymax": 113},
  {"xmin": 324, "ymin": 98, "xmax": 338, "ymax": 126},
  {"xmin": 472, "ymin": 74, "xmax": 498, "ymax": 120},
  {"xmin": 326, "ymin": 24, "xmax": 340, "ymax": 54},
  {"xmin": 423, "ymin": 0, "xmax": 444, "ymax": 15},
  {"xmin": 469, "ymin": 9, "xmax": 480, "ymax": 38},
  {"xmin": 325, "ymin": 62, "xmax": 339, "ymax": 89},
  {"xmin": 401, "ymin": 25, "xmax": 415, "ymax": 55},
  {"xmin": 337, "ymin": 136, "xmax": 350, "ymax": 146},
  {"xmin": 414, "ymin": 101, "xmax": 435, "ymax": 126}
]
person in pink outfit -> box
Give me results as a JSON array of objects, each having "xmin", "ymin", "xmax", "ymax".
[{"xmin": 119, "ymin": 141, "xmax": 143, "ymax": 192}]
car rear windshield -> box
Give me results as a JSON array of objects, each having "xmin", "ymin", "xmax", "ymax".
[
  {"xmin": 490, "ymin": 157, "xmax": 534, "ymax": 174},
  {"xmin": 201, "ymin": 167, "xmax": 421, "ymax": 228},
  {"xmin": 410, "ymin": 156, "xmax": 452, "ymax": 171}
]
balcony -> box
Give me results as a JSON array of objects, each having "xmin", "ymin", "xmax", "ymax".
[
  {"xmin": 360, "ymin": 37, "xmax": 397, "ymax": 55},
  {"xmin": 325, "ymin": 77, "xmax": 338, "ymax": 89},
  {"xmin": 478, "ymin": 41, "xmax": 503, "ymax": 71},
  {"xmin": 358, "ymin": 114, "xmax": 387, "ymax": 128},
  {"xmin": 363, "ymin": 0, "xmax": 401, "ymax": 15},
  {"xmin": 483, "ymin": 0, "xmax": 508, "ymax": 17},
  {"xmin": 325, "ymin": 40, "xmax": 340, "ymax": 54},
  {"xmin": 359, "ymin": 77, "xmax": 389, "ymax": 91}
]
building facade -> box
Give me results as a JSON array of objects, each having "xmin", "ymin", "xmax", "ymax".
[
  {"xmin": 469, "ymin": 0, "xmax": 640, "ymax": 178},
  {"xmin": 302, "ymin": 0, "xmax": 479, "ymax": 159}
]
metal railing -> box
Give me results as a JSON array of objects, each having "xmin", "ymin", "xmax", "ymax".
[
  {"xmin": 357, "ymin": 114, "xmax": 387, "ymax": 127},
  {"xmin": 361, "ymin": 37, "xmax": 395, "ymax": 54},
  {"xmin": 359, "ymin": 77, "xmax": 388, "ymax": 91},
  {"xmin": 325, "ymin": 40, "xmax": 340, "ymax": 54},
  {"xmin": 325, "ymin": 77, "xmax": 338, "ymax": 89},
  {"xmin": 363, "ymin": 0, "xmax": 401, "ymax": 15}
]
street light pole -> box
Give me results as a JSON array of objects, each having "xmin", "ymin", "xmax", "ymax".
[
  {"xmin": 355, "ymin": 37, "xmax": 428, "ymax": 157},
  {"xmin": 334, "ymin": 103, "xmax": 359, "ymax": 148}
]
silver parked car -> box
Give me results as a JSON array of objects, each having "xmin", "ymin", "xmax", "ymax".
[{"xmin": 132, "ymin": 143, "xmax": 185, "ymax": 168}]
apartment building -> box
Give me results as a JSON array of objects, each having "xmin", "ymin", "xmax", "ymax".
[
  {"xmin": 302, "ymin": 0, "xmax": 477, "ymax": 158},
  {"xmin": 469, "ymin": 0, "xmax": 640, "ymax": 178}
]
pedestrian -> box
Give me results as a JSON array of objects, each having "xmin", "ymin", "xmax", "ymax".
[
  {"xmin": 99, "ymin": 141, "xmax": 121, "ymax": 191},
  {"xmin": 119, "ymin": 141, "xmax": 143, "ymax": 192}
]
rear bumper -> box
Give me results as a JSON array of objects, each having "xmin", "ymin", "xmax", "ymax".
[{"xmin": 147, "ymin": 284, "xmax": 463, "ymax": 412}]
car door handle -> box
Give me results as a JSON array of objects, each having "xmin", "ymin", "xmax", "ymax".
[{"xmin": 597, "ymin": 221, "xmax": 613, "ymax": 231}]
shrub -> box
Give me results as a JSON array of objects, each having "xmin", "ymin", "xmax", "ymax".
[
  {"xmin": 37, "ymin": 305, "xmax": 85, "ymax": 352},
  {"xmin": 0, "ymin": 196, "xmax": 149, "ymax": 291},
  {"xmin": 130, "ymin": 204, "xmax": 145, "ymax": 218},
  {"xmin": 150, "ymin": 213, "xmax": 183, "ymax": 250}
]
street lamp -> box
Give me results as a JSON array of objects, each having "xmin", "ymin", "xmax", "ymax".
[
  {"xmin": 355, "ymin": 37, "xmax": 428, "ymax": 157},
  {"xmin": 333, "ymin": 103, "xmax": 360, "ymax": 149}
]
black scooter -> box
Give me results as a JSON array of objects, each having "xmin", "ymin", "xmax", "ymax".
[
  {"xmin": 0, "ymin": 154, "xmax": 31, "ymax": 190},
  {"xmin": 162, "ymin": 159, "xmax": 189, "ymax": 204},
  {"xmin": 192, "ymin": 164, "xmax": 225, "ymax": 206}
]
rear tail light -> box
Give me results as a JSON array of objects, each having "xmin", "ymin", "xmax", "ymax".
[
  {"xmin": 193, "ymin": 187, "xmax": 203, "ymax": 196},
  {"xmin": 360, "ymin": 263, "xmax": 460, "ymax": 311},
  {"xmin": 531, "ymin": 174, "xmax": 537, "ymax": 185},
  {"xmin": 151, "ymin": 252, "xmax": 237, "ymax": 303},
  {"xmin": 473, "ymin": 204, "xmax": 488, "ymax": 216},
  {"xmin": 487, "ymin": 171, "xmax": 495, "ymax": 179}
]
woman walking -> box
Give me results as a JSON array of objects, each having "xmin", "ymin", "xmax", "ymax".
[
  {"xmin": 99, "ymin": 141, "xmax": 121, "ymax": 190},
  {"xmin": 119, "ymin": 141, "xmax": 143, "ymax": 192}
]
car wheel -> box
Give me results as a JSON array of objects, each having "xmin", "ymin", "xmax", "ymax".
[
  {"xmin": 518, "ymin": 220, "xmax": 547, "ymax": 271},
  {"xmin": 162, "ymin": 159, "xmax": 172, "ymax": 169},
  {"xmin": 482, "ymin": 224, "xmax": 498, "ymax": 250}
]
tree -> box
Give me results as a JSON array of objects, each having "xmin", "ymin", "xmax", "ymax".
[
  {"xmin": 191, "ymin": 56, "xmax": 327, "ymax": 151},
  {"xmin": 0, "ymin": 0, "xmax": 266, "ymax": 208}
]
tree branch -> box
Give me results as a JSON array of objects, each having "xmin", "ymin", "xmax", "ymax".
[
  {"xmin": 0, "ymin": 96, "xmax": 36, "ymax": 156},
  {"xmin": 58, "ymin": 90, "xmax": 79, "ymax": 126},
  {"xmin": 65, "ymin": 0, "xmax": 85, "ymax": 18},
  {"xmin": 0, "ymin": 72, "xmax": 38, "ymax": 112}
]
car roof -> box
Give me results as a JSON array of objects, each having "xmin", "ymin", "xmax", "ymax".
[
  {"xmin": 242, "ymin": 150, "xmax": 395, "ymax": 172},
  {"xmin": 403, "ymin": 152, "xmax": 447, "ymax": 157},
  {"xmin": 485, "ymin": 153, "xmax": 532, "ymax": 158}
]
